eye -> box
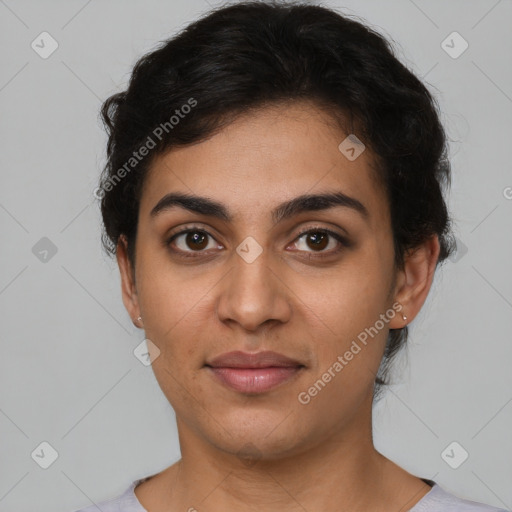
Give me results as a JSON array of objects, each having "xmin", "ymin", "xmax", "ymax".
[
  {"xmin": 166, "ymin": 226, "xmax": 221, "ymax": 257},
  {"xmin": 289, "ymin": 227, "xmax": 348, "ymax": 257}
]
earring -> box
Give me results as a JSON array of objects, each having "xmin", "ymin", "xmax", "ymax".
[
  {"xmin": 136, "ymin": 315, "xmax": 143, "ymax": 327},
  {"xmin": 402, "ymin": 313, "xmax": 407, "ymax": 322}
]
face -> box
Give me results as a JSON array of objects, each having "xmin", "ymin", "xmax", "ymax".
[{"xmin": 119, "ymin": 102, "xmax": 410, "ymax": 461}]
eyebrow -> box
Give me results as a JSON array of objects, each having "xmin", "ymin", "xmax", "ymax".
[{"xmin": 150, "ymin": 190, "xmax": 369, "ymax": 225}]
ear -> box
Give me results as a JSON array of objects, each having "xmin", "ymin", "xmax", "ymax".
[
  {"xmin": 116, "ymin": 234, "xmax": 141, "ymax": 327},
  {"xmin": 388, "ymin": 235, "xmax": 441, "ymax": 329}
]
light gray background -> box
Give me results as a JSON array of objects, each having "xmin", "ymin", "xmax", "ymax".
[{"xmin": 1, "ymin": 0, "xmax": 511, "ymax": 511}]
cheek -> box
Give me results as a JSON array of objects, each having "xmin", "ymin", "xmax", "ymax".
[
  {"xmin": 136, "ymin": 249, "xmax": 225, "ymax": 372},
  {"xmin": 292, "ymin": 280, "xmax": 389, "ymax": 421},
  {"xmin": 137, "ymin": 265, "xmax": 213, "ymax": 417},
  {"xmin": 297, "ymin": 262, "xmax": 389, "ymax": 337},
  {"xmin": 291, "ymin": 252, "xmax": 392, "ymax": 379}
]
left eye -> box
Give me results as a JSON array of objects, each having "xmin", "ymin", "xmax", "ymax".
[{"xmin": 291, "ymin": 229, "xmax": 345, "ymax": 253}]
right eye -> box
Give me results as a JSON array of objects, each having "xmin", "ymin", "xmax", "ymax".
[{"xmin": 166, "ymin": 226, "xmax": 223, "ymax": 258}]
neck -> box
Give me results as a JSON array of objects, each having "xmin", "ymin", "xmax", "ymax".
[
  {"xmin": 176, "ymin": 436, "xmax": 385, "ymax": 511},
  {"xmin": 135, "ymin": 393, "xmax": 431, "ymax": 512},
  {"xmin": 136, "ymin": 390, "xmax": 430, "ymax": 512}
]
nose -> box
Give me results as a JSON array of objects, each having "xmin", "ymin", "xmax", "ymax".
[{"xmin": 216, "ymin": 241, "xmax": 292, "ymax": 333}]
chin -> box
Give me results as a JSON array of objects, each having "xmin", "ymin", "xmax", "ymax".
[{"xmin": 203, "ymin": 413, "xmax": 314, "ymax": 463}]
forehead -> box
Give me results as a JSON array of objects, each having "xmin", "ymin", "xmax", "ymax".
[{"xmin": 140, "ymin": 102, "xmax": 388, "ymax": 230}]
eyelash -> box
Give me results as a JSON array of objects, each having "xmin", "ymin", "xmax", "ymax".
[{"xmin": 165, "ymin": 224, "xmax": 349, "ymax": 260}]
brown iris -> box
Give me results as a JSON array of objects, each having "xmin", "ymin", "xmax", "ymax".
[
  {"xmin": 305, "ymin": 231, "xmax": 329, "ymax": 251},
  {"xmin": 186, "ymin": 231, "xmax": 209, "ymax": 250}
]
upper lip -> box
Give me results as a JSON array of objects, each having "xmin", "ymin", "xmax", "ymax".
[{"xmin": 205, "ymin": 350, "xmax": 304, "ymax": 369}]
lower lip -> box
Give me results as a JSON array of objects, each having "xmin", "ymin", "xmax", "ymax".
[{"xmin": 206, "ymin": 366, "xmax": 303, "ymax": 394}]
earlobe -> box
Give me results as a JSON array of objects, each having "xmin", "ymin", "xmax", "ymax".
[
  {"xmin": 389, "ymin": 235, "xmax": 440, "ymax": 329},
  {"xmin": 116, "ymin": 234, "xmax": 141, "ymax": 324}
]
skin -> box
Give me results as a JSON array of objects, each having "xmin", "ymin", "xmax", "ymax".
[{"xmin": 117, "ymin": 101, "xmax": 440, "ymax": 512}]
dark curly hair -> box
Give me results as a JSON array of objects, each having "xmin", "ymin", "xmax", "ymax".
[{"xmin": 97, "ymin": 0, "xmax": 456, "ymax": 401}]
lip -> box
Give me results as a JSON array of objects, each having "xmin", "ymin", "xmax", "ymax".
[
  {"xmin": 206, "ymin": 366, "xmax": 304, "ymax": 394},
  {"xmin": 204, "ymin": 350, "xmax": 305, "ymax": 394},
  {"xmin": 205, "ymin": 350, "xmax": 304, "ymax": 368}
]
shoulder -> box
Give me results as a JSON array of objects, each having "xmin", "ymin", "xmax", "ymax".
[
  {"xmin": 412, "ymin": 483, "xmax": 509, "ymax": 512},
  {"xmin": 70, "ymin": 478, "xmax": 149, "ymax": 512}
]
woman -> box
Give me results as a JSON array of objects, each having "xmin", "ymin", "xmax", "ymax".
[{"xmin": 73, "ymin": 1, "xmax": 507, "ymax": 511}]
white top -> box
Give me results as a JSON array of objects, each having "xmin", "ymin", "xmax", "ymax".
[{"xmin": 71, "ymin": 477, "xmax": 509, "ymax": 512}]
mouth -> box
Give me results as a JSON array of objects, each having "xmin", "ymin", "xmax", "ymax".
[{"xmin": 204, "ymin": 350, "xmax": 306, "ymax": 394}]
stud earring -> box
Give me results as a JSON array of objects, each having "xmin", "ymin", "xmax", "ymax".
[
  {"xmin": 402, "ymin": 313, "xmax": 407, "ymax": 322},
  {"xmin": 135, "ymin": 315, "xmax": 143, "ymax": 327}
]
